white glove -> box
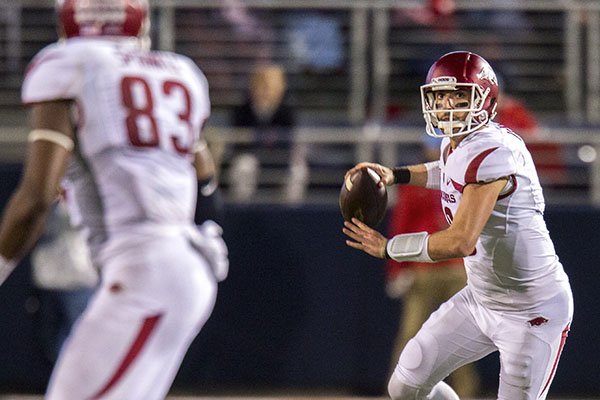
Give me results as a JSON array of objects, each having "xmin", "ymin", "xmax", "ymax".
[
  {"xmin": 0, "ymin": 255, "xmax": 17, "ymax": 286},
  {"xmin": 187, "ymin": 221, "xmax": 229, "ymax": 282}
]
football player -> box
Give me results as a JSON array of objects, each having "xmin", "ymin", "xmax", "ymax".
[
  {"xmin": 343, "ymin": 51, "xmax": 573, "ymax": 400},
  {"xmin": 0, "ymin": 0, "xmax": 228, "ymax": 398}
]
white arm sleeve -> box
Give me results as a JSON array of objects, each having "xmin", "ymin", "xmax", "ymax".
[
  {"xmin": 425, "ymin": 161, "xmax": 441, "ymax": 189},
  {"xmin": 386, "ymin": 231, "xmax": 434, "ymax": 263}
]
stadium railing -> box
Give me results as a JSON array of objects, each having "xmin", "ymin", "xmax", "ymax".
[{"xmin": 0, "ymin": 126, "xmax": 598, "ymax": 206}]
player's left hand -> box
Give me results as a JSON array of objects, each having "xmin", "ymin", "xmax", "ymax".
[
  {"xmin": 344, "ymin": 162, "xmax": 394, "ymax": 188},
  {"xmin": 343, "ymin": 217, "xmax": 387, "ymax": 259}
]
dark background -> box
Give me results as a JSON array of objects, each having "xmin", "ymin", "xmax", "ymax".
[{"xmin": 0, "ymin": 164, "xmax": 597, "ymax": 397}]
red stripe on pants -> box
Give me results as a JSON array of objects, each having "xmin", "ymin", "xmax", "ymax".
[
  {"xmin": 538, "ymin": 324, "xmax": 570, "ymax": 398},
  {"xmin": 90, "ymin": 314, "xmax": 162, "ymax": 399}
]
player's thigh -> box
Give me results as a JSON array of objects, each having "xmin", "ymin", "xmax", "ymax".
[
  {"xmin": 496, "ymin": 291, "xmax": 573, "ymax": 400},
  {"xmin": 47, "ymin": 238, "xmax": 217, "ymax": 399},
  {"xmin": 394, "ymin": 288, "xmax": 495, "ymax": 389}
]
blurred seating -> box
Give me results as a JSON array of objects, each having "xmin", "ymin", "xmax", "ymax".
[{"xmin": 0, "ymin": 3, "xmax": 599, "ymax": 205}]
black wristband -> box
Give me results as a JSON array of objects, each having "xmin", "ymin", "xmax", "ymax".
[
  {"xmin": 384, "ymin": 243, "xmax": 391, "ymax": 259},
  {"xmin": 195, "ymin": 176, "xmax": 224, "ymax": 225},
  {"xmin": 392, "ymin": 167, "xmax": 411, "ymax": 184}
]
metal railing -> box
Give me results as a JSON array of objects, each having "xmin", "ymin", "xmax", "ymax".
[
  {"xmin": 2, "ymin": 1, "xmax": 600, "ymax": 206},
  {"xmin": 1, "ymin": 126, "xmax": 598, "ymax": 206}
]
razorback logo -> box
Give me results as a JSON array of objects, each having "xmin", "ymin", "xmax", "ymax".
[
  {"xmin": 477, "ymin": 65, "xmax": 497, "ymax": 85},
  {"xmin": 528, "ymin": 316, "xmax": 549, "ymax": 327}
]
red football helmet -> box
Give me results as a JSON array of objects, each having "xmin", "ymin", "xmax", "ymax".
[
  {"xmin": 420, "ymin": 51, "xmax": 499, "ymax": 137},
  {"xmin": 56, "ymin": 0, "xmax": 149, "ymax": 41}
]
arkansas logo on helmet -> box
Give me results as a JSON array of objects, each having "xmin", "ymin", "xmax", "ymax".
[
  {"xmin": 477, "ymin": 64, "xmax": 498, "ymax": 86},
  {"xmin": 56, "ymin": 0, "xmax": 149, "ymax": 39}
]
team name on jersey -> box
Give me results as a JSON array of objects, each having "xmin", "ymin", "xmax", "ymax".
[{"xmin": 441, "ymin": 191, "xmax": 456, "ymax": 203}]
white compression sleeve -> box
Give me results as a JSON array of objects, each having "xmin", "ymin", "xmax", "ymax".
[
  {"xmin": 424, "ymin": 160, "xmax": 440, "ymax": 189},
  {"xmin": 386, "ymin": 231, "xmax": 433, "ymax": 263}
]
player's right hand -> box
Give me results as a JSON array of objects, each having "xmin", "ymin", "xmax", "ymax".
[
  {"xmin": 187, "ymin": 221, "xmax": 229, "ymax": 282},
  {"xmin": 344, "ymin": 162, "xmax": 394, "ymax": 187}
]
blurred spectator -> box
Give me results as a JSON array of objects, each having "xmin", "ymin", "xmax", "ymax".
[
  {"xmin": 467, "ymin": 0, "xmax": 532, "ymax": 34},
  {"xmin": 385, "ymin": 137, "xmax": 480, "ymax": 399},
  {"xmin": 389, "ymin": 0, "xmax": 458, "ymax": 116},
  {"xmin": 31, "ymin": 201, "xmax": 98, "ymax": 364},
  {"xmin": 465, "ymin": 0, "xmax": 534, "ymax": 75},
  {"xmin": 495, "ymin": 70, "xmax": 540, "ymax": 138},
  {"xmin": 233, "ymin": 64, "xmax": 295, "ymax": 130},
  {"xmin": 496, "ymin": 91, "xmax": 539, "ymax": 138},
  {"xmin": 221, "ymin": 0, "xmax": 275, "ymax": 62},
  {"xmin": 230, "ymin": 63, "xmax": 308, "ymax": 202},
  {"xmin": 286, "ymin": 11, "xmax": 344, "ymax": 74},
  {"xmin": 496, "ymin": 75, "xmax": 567, "ymax": 186},
  {"xmin": 393, "ymin": 0, "xmax": 456, "ymax": 29}
]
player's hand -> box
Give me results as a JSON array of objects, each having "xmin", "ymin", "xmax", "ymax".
[
  {"xmin": 343, "ymin": 217, "xmax": 388, "ymax": 259},
  {"xmin": 187, "ymin": 221, "xmax": 229, "ymax": 282},
  {"xmin": 344, "ymin": 162, "xmax": 394, "ymax": 187}
]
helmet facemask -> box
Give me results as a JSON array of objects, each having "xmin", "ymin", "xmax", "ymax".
[{"xmin": 421, "ymin": 77, "xmax": 495, "ymax": 138}]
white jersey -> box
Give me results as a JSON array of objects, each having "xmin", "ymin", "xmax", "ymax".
[
  {"xmin": 438, "ymin": 123, "xmax": 570, "ymax": 311},
  {"xmin": 22, "ymin": 38, "xmax": 210, "ymax": 262}
]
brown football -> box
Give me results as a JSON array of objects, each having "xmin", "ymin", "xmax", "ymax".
[{"xmin": 339, "ymin": 167, "xmax": 388, "ymax": 227}]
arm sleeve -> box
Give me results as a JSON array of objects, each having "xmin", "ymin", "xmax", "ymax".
[{"xmin": 425, "ymin": 161, "xmax": 441, "ymax": 189}]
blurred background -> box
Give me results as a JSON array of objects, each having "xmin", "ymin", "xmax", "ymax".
[{"xmin": 0, "ymin": 0, "xmax": 599, "ymax": 398}]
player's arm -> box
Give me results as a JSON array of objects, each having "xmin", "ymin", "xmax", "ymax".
[
  {"xmin": 344, "ymin": 161, "xmax": 437, "ymax": 188},
  {"xmin": 427, "ymin": 178, "xmax": 507, "ymax": 259},
  {"xmin": 194, "ymin": 138, "xmax": 217, "ymax": 181},
  {"xmin": 191, "ymin": 139, "xmax": 229, "ymax": 282},
  {"xmin": 193, "ymin": 138, "xmax": 224, "ymax": 225},
  {"xmin": 0, "ymin": 100, "xmax": 73, "ymax": 283},
  {"xmin": 343, "ymin": 178, "xmax": 507, "ymax": 260}
]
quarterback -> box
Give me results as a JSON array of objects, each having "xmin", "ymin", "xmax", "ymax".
[
  {"xmin": 0, "ymin": 0, "xmax": 227, "ymax": 399},
  {"xmin": 344, "ymin": 51, "xmax": 573, "ymax": 400}
]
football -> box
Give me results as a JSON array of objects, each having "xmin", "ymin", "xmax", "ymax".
[{"xmin": 339, "ymin": 167, "xmax": 388, "ymax": 227}]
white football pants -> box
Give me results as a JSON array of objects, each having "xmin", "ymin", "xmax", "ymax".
[
  {"xmin": 45, "ymin": 234, "xmax": 218, "ymax": 400},
  {"xmin": 390, "ymin": 284, "xmax": 573, "ymax": 400}
]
